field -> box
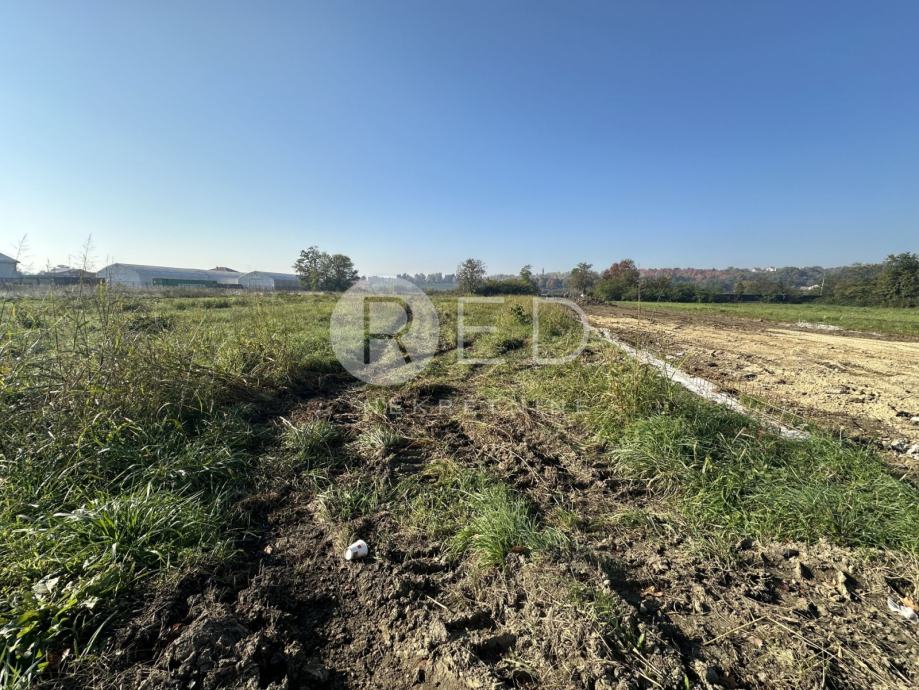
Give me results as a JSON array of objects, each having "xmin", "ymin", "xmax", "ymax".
[
  {"xmin": 2, "ymin": 291, "xmax": 919, "ymax": 689},
  {"xmin": 615, "ymin": 301, "xmax": 919, "ymax": 337},
  {"xmin": 591, "ymin": 303, "xmax": 919, "ymax": 450}
]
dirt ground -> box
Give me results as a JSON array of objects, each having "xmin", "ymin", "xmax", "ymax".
[
  {"xmin": 62, "ymin": 373, "xmax": 919, "ymax": 690},
  {"xmin": 588, "ymin": 305, "xmax": 919, "ymax": 457}
]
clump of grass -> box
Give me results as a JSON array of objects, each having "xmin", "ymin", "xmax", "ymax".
[
  {"xmin": 509, "ymin": 303, "xmax": 531, "ymax": 325},
  {"xmin": 494, "ymin": 336, "xmax": 919, "ymax": 558},
  {"xmin": 125, "ymin": 313, "xmax": 175, "ymax": 333},
  {"xmin": 448, "ymin": 485, "xmax": 567, "ymax": 568},
  {"xmin": 280, "ymin": 419, "xmax": 341, "ymax": 466},
  {"xmin": 361, "ymin": 397, "xmax": 390, "ymax": 423},
  {"xmin": 396, "ymin": 462, "xmax": 565, "ymax": 567},
  {"xmin": 318, "ymin": 477, "xmax": 387, "ymax": 522},
  {"xmin": 397, "ymin": 462, "xmax": 490, "ymax": 539},
  {"xmin": 356, "ymin": 425, "xmax": 404, "ymax": 457}
]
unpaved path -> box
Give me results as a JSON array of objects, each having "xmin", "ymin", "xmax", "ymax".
[{"xmin": 588, "ymin": 305, "xmax": 919, "ymax": 449}]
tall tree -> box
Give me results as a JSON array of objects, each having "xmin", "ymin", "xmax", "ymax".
[
  {"xmin": 456, "ymin": 258, "xmax": 486, "ymax": 294},
  {"xmin": 293, "ymin": 246, "xmax": 359, "ymax": 292},
  {"xmin": 878, "ymin": 252, "xmax": 919, "ymax": 305},
  {"xmin": 568, "ymin": 262, "xmax": 597, "ymax": 295},
  {"xmin": 593, "ymin": 258, "xmax": 640, "ymax": 300},
  {"xmin": 293, "ymin": 246, "xmax": 326, "ymax": 291},
  {"xmin": 321, "ymin": 254, "xmax": 360, "ymax": 291},
  {"xmin": 601, "ymin": 259, "xmax": 640, "ymax": 285},
  {"xmin": 519, "ymin": 264, "xmax": 535, "ymax": 286}
]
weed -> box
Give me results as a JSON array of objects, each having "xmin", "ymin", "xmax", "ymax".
[
  {"xmin": 356, "ymin": 425, "xmax": 405, "ymax": 457},
  {"xmin": 318, "ymin": 477, "xmax": 387, "ymax": 522},
  {"xmin": 569, "ymin": 581, "xmax": 642, "ymax": 654},
  {"xmin": 280, "ymin": 419, "xmax": 341, "ymax": 466},
  {"xmin": 448, "ymin": 484, "xmax": 567, "ymax": 568}
]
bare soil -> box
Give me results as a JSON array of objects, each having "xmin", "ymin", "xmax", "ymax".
[
  {"xmin": 62, "ymin": 372, "xmax": 919, "ymax": 690},
  {"xmin": 588, "ymin": 305, "xmax": 919, "ymax": 457}
]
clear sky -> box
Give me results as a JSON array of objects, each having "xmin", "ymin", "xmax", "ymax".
[{"xmin": 1, "ymin": 1, "xmax": 917, "ymax": 275}]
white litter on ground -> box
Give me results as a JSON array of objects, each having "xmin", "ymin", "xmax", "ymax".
[
  {"xmin": 887, "ymin": 595, "xmax": 919, "ymax": 623},
  {"xmin": 592, "ymin": 327, "xmax": 810, "ymax": 441},
  {"xmin": 795, "ymin": 321, "xmax": 843, "ymax": 332},
  {"xmin": 344, "ymin": 539, "xmax": 369, "ymax": 561}
]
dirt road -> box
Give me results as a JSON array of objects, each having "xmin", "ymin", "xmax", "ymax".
[{"xmin": 588, "ymin": 305, "xmax": 919, "ymax": 451}]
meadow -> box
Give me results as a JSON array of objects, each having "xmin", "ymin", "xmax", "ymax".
[
  {"xmin": 1, "ymin": 290, "xmax": 917, "ymax": 688},
  {"xmin": 616, "ymin": 300, "xmax": 919, "ymax": 336}
]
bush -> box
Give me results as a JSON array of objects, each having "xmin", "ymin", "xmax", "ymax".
[{"xmin": 475, "ymin": 278, "xmax": 538, "ymax": 296}]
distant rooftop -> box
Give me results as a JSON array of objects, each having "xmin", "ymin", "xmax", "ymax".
[{"xmin": 0, "ymin": 252, "xmax": 20, "ymax": 264}]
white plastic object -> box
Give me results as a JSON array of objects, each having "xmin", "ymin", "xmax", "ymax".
[
  {"xmin": 344, "ymin": 539, "xmax": 368, "ymax": 561},
  {"xmin": 887, "ymin": 596, "xmax": 918, "ymax": 622}
]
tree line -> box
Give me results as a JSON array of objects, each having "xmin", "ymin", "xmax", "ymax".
[
  {"xmin": 293, "ymin": 246, "xmax": 919, "ymax": 307},
  {"xmin": 564, "ymin": 253, "xmax": 919, "ymax": 306}
]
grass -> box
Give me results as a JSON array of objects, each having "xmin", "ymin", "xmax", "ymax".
[
  {"xmin": 355, "ymin": 425, "xmax": 405, "ymax": 457},
  {"xmin": 0, "ymin": 289, "xmax": 341, "ymax": 686},
  {"xmin": 318, "ymin": 477, "xmax": 387, "ymax": 522},
  {"xmin": 617, "ymin": 300, "xmax": 919, "ymax": 337},
  {"xmin": 448, "ymin": 484, "xmax": 566, "ymax": 567},
  {"xmin": 569, "ymin": 581, "xmax": 642, "ymax": 656},
  {"xmin": 502, "ymin": 336, "xmax": 919, "ymax": 556},
  {"xmin": 2, "ymin": 288, "xmax": 918, "ymax": 687},
  {"xmin": 615, "ymin": 411, "xmax": 919, "ymax": 552},
  {"xmin": 397, "ymin": 461, "xmax": 566, "ymax": 568},
  {"xmin": 280, "ymin": 419, "xmax": 342, "ymax": 466}
]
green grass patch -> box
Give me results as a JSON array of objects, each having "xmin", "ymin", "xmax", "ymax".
[
  {"xmin": 398, "ymin": 462, "xmax": 566, "ymax": 568},
  {"xmin": 494, "ymin": 338, "xmax": 919, "ymax": 557},
  {"xmin": 318, "ymin": 477, "xmax": 387, "ymax": 522}
]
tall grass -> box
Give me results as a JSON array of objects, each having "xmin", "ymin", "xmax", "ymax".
[{"xmin": 0, "ymin": 290, "xmax": 338, "ymax": 687}]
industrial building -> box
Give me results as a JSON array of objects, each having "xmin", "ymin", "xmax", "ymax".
[
  {"xmin": 96, "ymin": 263, "xmax": 242, "ymax": 288},
  {"xmin": 95, "ymin": 263, "xmax": 304, "ymax": 291},
  {"xmin": 237, "ymin": 271, "xmax": 302, "ymax": 291},
  {"xmin": 0, "ymin": 252, "xmax": 21, "ymax": 279}
]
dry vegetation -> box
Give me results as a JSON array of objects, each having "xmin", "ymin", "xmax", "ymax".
[{"xmin": 1, "ymin": 291, "xmax": 918, "ymax": 689}]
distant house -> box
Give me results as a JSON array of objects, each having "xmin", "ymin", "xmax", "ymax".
[
  {"xmin": 96, "ymin": 263, "xmax": 242, "ymax": 288},
  {"xmin": 39, "ymin": 265, "xmax": 95, "ymax": 278},
  {"xmin": 36, "ymin": 265, "xmax": 99, "ymax": 285},
  {"xmin": 238, "ymin": 271, "xmax": 303, "ymax": 291},
  {"xmin": 0, "ymin": 252, "xmax": 20, "ymax": 279}
]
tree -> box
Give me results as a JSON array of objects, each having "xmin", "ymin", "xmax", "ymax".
[
  {"xmin": 601, "ymin": 259, "xmax": 640, "ymax": 284},
  {"xmin": 639, "ymin": 275, "xmax": 673, "ymax": 301},
  {"xmin": 593, "ymin": 259, "xmax": 640, "ymax": 301},
  {"xmin": 877, "ymin": 252, "xmax": 919, "ymax": 305},
  {"xmin": 293, "ymin": 246, "xmax": 325, "ymax": 290},
  {"xmin": 321, "ymin": 254, "xmax": 359, "ymax": 291},
  {"xmin": 519, "ymin": 264, "xmax": 534, "ymax": 285},
  {"xmin": 293, "ymin": 246, "xmax": 359, "ymax": 292},
  {"xmin": 568, "ymin": 262, "xmax": 598, "ymax": 295},
  {"xmin": 456, "ymin": 258, "xmax": 486, "ymax": 294}
]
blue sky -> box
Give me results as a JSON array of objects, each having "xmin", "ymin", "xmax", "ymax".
[{"xmin": 1, "ymin": 1, "xmax": 917, "ymax": 275}]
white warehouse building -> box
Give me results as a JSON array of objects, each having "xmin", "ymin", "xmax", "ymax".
[
  {"xmin": 96, "ymin": 263, "xmax": 242, "ymax": 288},
  {"xmin": 0, "ymin": 252, "xmax": 20, "ymax": 279},
  {"xmin": 237, "ymin": 271, "xmax": 303, "ymax": 291}
]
